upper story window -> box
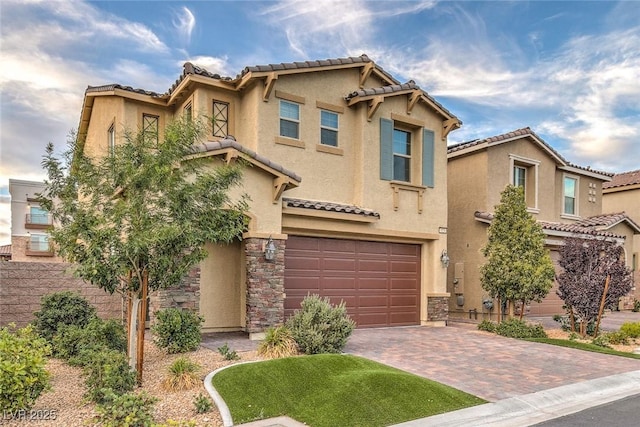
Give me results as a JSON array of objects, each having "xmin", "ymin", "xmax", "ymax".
[
  {"xmin": 142, "ymin": 114, "xmax": 159, "ymax": 146},
  {"xmin": 212, "ymin": 101, "xmax": 228, "ymax": 137},
  {"xmin": 393, "ymin": 129, "xmax": 411, "ymax": 182},
  {"xmin": 513, "ymin": 166, "xmax": 526, "ymax": 188},
  {"xmin": 279, "ymin": 100, "xmax": 300, "ymax": 139},
  {"xmin": 184, "ymin": 102, "xmax": 192, "ymax": 122},
  {"xmin": 509, "ymin": 155, "xmax": 540, "ymax": 212},
  {"xmin": 27, "ymin": 233, "xmax": 51, "ymax": 254},
  {"xmin": 380, "ymin": 117, "xmax": 435, "ymax": 187},
  {"xmin": 29, "ymin": 206, "xmax": 49, "ymax": 225},
  {"xmin": 320, "ymin": 110, "xmax": 338, "ymax": 147},
  {"xmin": 563, "ymin": 176, "xmax": 578, "ymax": 216},
  {"xmin": 108, "ymin": 123, "xmax": 115, "ymax": 155}
]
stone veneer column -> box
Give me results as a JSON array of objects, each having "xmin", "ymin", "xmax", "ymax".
[
  {"xmin": 426, "ymin": 294, "xmax": 449, "ymax": 324},
  {"xmin": 244, "ymin": 237, "xmax": 285, "ymax": 334},
  {"xmin": 148, "ymin": 266, "xmax": 201, "ymax": 324}
]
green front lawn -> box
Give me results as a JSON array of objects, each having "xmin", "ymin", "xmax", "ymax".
[
  {"xmin": 526, "ymin": 338, "xmax": 640, "ymax": 359},
  {"xmin": 212, "ymin": 354, "xmax": 485, "ymax": 427}
]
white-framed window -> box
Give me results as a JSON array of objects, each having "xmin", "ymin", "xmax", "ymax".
[
  {"xmin": 393, "ymin": 128, "xmax": 411, "ymax": 182},
  {"xmin": 514, "ymin": 165, "xmax": 526, "ymax": 188},
  {"xmin": 212, "ymin": 100, "xmax": 228, "ymax": 137},
  {"xmin": 184, "ymin": 102, "xmax": 192, "ymax": 122},
  {"xmin": 29, "ymin": 234, "xmax": 50, "ymax": 252},
  {"xmin": 279, "ymin": 100, "xmax": 300, "ymax": 139},
  {"xmin": 509, "ymin": 155, "xmax": 540, "ymax": 212},
  {"xmin": 108, "ymin": 123, "xmax": 115, "ymax": 155},
  {"xmin": 320, "ymin": 110, "xmax": 338, "ymax": 147},
  {"xmin": 563, "ymin": 175, "xmax": 578, "ymax": 216},
  {"xmin": 142, "ymin": 114, "xmax": 159, "ymax": 145}
]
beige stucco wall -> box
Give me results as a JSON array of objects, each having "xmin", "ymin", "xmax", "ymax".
[
  {"xmin": 604, "ymin": 186, "xmax": 640, "ymax": 300},
  {"xmin": 199, "ymin": 241, "xmax": 243, "ymax": 331}
]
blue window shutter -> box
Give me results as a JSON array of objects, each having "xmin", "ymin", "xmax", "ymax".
[
  {"xmin": 380, "ymin": 118, "xmax": 393, "ymax": 180},
  {"xmin": 422, "ymin": 129, "xmax": 435, "ymax": 187}
]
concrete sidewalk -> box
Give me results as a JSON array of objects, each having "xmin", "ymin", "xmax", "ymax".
[{"xmin": 393, "ymin": 370, "xmax": 640, "ymax": 426}]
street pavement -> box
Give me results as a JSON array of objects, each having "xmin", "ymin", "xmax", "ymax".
[{"xmin": 531, "ymin": 393, "xmax": 640, "ymax": 427}]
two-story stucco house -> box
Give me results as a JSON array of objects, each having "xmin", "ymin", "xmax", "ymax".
[
  {"xmin": 8, "ymin": 179, "xmax": 62, "ymax": 262},
  {"xmin": 603, "ymin": 170, "xmax": 640, "ymax": 303},
  {"xmin": 446, "ymin": 128, "xmax": 639, "ymax": 319},
  {"xmin": 77, "ymin": 54, "xmax": 460, "ymax": 336}
]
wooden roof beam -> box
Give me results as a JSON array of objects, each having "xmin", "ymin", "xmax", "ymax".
[
  {"xmin": 367, "ymin": 96, "xmax": 383, "ymax": 121},
  {"xmin": 263, "ymin": 72, "xmax": 278, "ymax": 102}
]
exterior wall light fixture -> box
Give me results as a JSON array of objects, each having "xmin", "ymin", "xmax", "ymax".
[
  {"xmin": 440, "ymin": 249, "xmax": 450, "ymax": 268},
  {"xmin": 264, "ymin": 236, "xmax": 277, "ymax": 262}
]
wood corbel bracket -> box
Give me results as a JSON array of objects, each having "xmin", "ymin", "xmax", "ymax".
[
  {"xmin": 360, "ymin": 62, "xmax": 374, "ymax": 88},
  {"xmin": 263, "ymin": 73, "xmax": 278, "ymax": 102},
  {"xmin": 442, "ymin": 118, "xmax": 460, "ymax": 140},
  {"xmin": 367, "ymin": 96, "xmax": 383, "ymax": 121},
  {"xmin": 407, "ymin": 90, "xmax": 421, "ymax": 115},
  {"xmin": 273, "ymin": 176, "xmax": 288, "ymax": 203},
  {"xmin": 225, "ymin": 150, "xmax": 239, "ymax": 165}
]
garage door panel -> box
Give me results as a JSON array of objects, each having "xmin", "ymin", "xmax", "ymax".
[
  {"xmin": 391, "ymin": 261, "xmax": 419, "ymax": 273},
  {"xmin": 358, "ymin": 260, "xmax": 389, "ymax": 272},
  {"xmin": 285, "ymin": 256, "xmax": 321, "ymax": 270},
  {"xmin": 285, "ymin": 236, "xmax": 421, "ymax": 328},
  {"xmin": 357, "ymin": 295, "xmax": 389, "ymax": 308},
  {"xmin": 390, "ymin": 295, "xmax": 419, "ymax": 308},
  {"xmin": 322, "ymin": 277, "xmax": 356, "ymax": 290},
  {"xmin": 322, "ymin": 258, "xmax": 357, "ymax": 271},
  {"xmin": 391, "ymin": 278, "xmax": 419, "ymax": 290},
  {"xmin": 358, "ymin": 278, "xmax": 389, "ymax": 291}
]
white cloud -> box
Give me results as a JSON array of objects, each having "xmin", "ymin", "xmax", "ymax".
[
  {"xmin": 174, "ymin": 6, "xmax": 196, "ymax": 46},
  {"xmin": 181, "ymin": 56, "xmax": 232, "ymax": 76}
]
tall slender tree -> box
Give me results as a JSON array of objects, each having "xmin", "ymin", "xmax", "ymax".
[
  {"xmin": 557, "ymin": 237, "xmax": 632, "ymax": 336},
  {"xmin": 480, "ymin": 185, "xmax": 555, "ymax": 320},
  {"xmin": 39, "ymin": 117, "xmax": 248, "ymax": 383}
]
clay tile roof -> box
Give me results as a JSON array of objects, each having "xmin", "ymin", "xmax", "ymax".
[
  {"xmin": 474, "ymin": 211, "xmax": 625, "ymax": 239},
  {"xmin": 603, "ymin": 169, "xmax": 640, "ymax": 189},
  {"xmin": 167, "ymin": 62, "xmax": 233, "ymax": 96},
  {"xmin": 190, "ymin": 138, "xmax": 301, "ymax": 182},
  {"xmin": 345, "ymin": 81, "xmax": 419, "ymax": 100},
  {"xmin": 283, "ymin": 197, "xmax": 380, "ymax": 219},
  {"xmin": 448, "ymin": 127, "xmax": 553, "ymax": 155},
  {"xmin": 238, "ymin": 54, "xmax": 382, "ymax": 77},
  {"xmin": 0, "ymin": 244, "xmax": 11, "ymax": 256},
  {"xmin": 577, "ymin": 212, "xmax": 640, "ymax": 232},
  {"xmin": 86, "ymin": 84, "xmax": 163, "ymax": 97}
]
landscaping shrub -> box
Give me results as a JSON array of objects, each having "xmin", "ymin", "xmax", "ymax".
[
  {"xmin": 0, "ymin": 324, "xmax": 50, "ymax": 412},
  {"xmin": 591, "ymin": 334, "xmax": 611, "ymax": 348},
  {"xmin": 152, "ymin": 308, "xmax": 203, "ymax": 354},
  {"xmin": 620, "ymin": 322, "xmax": 640, "ymax": 338},
  {"xmin": 258, "ymin": 325, "xmax": 298, "ymax": 359},
  {"xmin": 495, "ymin": 318, "xmax": 547, "ymax": 339},
  {"xmin": 217, "ymin": 343, "xmax": 240, "ymax": 361},
  {"xmin": 32, "ymin": 291, "xmax": 96, "ymax": 341},
  {"xmin": 83, "ymin": 348, "xmax": 136, "ymax": 404},
  {"xmin": 477, "ymin": 320, "xmax": 496, "ymax": 333},
  {"xmin": 286, "ymin": 294, "xmax": 356, "ymax": 354},
  {"xmin": 94, "ymin": 389, "xmax": 157, "ymax": 427},
  {"xmin": 603, "ymin": 331, "xmax": 629, "ymax": 345},
  {"xmin": 162, "ymin": 357, "xmax": 201, "ymax": 391},
  {"xmin": 193, "ymin": 393, "xmax": 213, "ymax": 414},
  {"xmin": 52, "ymin": 317, "xmax": 126, "ymax": 365}
]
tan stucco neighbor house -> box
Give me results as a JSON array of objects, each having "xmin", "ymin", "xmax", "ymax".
[
  {"xmin": 603, "ymin": 170, "xmax": 640, "ymax": 302},
  {"xmin": 446, "ymin": 128, "xmax": 639, "ymax": 320},
  {"xmin": 77, "ymin": 54, "xmax": 460, "ymax": 337}
]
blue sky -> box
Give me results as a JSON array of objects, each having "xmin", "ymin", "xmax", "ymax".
[{"xmin": 1, "ymin": 0, "xmax": 639, "ymax": 244}]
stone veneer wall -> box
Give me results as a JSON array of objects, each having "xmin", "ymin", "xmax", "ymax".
[
  {"xmin": 426, "ymin": 296, "xmax": 449, "ymax": 322},
  {"xmin": 148, "ymin": 266, "xmax": 201, "ymax": 325},
  {"xmin": 245, "ymin": 238, "xmax": 285, "ymax": 333},
  {"xmin": 0, "ymin": 261, "xmax": 122, "ymax": 327},
  {"xmin": 10, "ymin": 236, "xmax": 64, "ymax": 263}
]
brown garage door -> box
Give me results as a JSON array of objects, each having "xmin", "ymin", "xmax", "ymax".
[
  {"xmin": 528, "ymin": 250, "xmax": 564, "ymax": 316},
  {"xmin": 284, "ymin": 236, "xmax": 421, "ymax": 328}
]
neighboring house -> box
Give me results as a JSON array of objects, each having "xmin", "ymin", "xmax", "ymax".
[
  {"xmin": 447, "ymin": 128, "xmax": 640, "ymax": 319},
  {"xmin": 0, "ymin": 244, "xmax": 11, "ymax": 261},
  {"xmin": 8, "ymin": 179, "xmax": 61, "ymax": 262},
  {"xmin": 603, "ymin": 170, "xmax": 640, "ymax": 303},
  {"xmin": 77, "ymin": 54, "xmax": 461, "ymax": 336}
]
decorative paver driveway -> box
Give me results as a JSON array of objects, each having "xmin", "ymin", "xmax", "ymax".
[{"xmin": 344, "ymin": 323, "xmax": 640, "ymax": 402}]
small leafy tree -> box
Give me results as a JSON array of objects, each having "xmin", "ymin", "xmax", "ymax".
[
  {"xmin": 39, "ymin": 117, "xmax": 248, "ymax": 383},
  {"xmin": 480, "ymin": 185, "xmax": 555, "ymax": 320},
  {"xmin": 556, "ymin": 237, "xmax": 633, "ymax": 336}
]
